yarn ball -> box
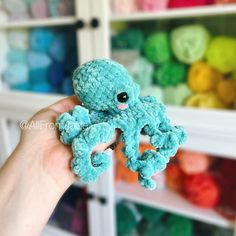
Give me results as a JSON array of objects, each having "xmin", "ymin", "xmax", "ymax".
[
  {"xmin": 136, "ymin": 204, "xmax": 165, "ymax": 221},
  {"xmin": 144, "ymin": 32, "xmax": 172, "ymax": 64},
  {"xmin": 48, "ymin": 62, "xmax": 65, "ymax": 87},
  {"xmin": 112, "ymin": 29, "xmax": 144, "ymax": 50},
  {"xmin": 3, "ymin": 64, "xmax": 29, "ymax": 86},
  {"xmin": 12, "ymin": 82, "xmax": 31, "ymax": 91},
  {"xmin": 177, "ymin": 150, "xmax": 211, "ymax": 175},
  {"xmin": 154, "ymin": 62, "xmax": 186, "ymax": 87},
  {"xmin": 166, "ymin": 214, "xmax": 193, "ymax": 236},
  {"xmin": 206, "ymin": 36, "xmax": 236, "ymax": 73},
  {"xmin": 28, "ymin": 51, "xmax": 52, "ymax": 69},
  {"xmin": 171, "ymin": 24, "xmax": 210, "ymax": 64},
  {"xmin": 116, "ymin": 203, "xmax": 138, "ymax": 236},
  {"xmin": 31, "ymin": 82, "xmax": 52, "ymax": 93},
  {"xmin": 164, "ymin": 83, "xmax": 192, "ymax": 106},
  {"xmin": 185, "ymin": 92, "xmax": 225, "ymax": 109},
  {"xmin": 137, "ymin": 0, "xmax": 169, "ymax": 11},
  {"xmin": 30, "ymin": 67, "xmax": 49, "ymax": 84},
  {"xmin": 166, "ymin": 163, "xmax": 185, "ymax": 192},
  {"xmin": 8, "ymin": 29, "xmax": 29, "ymax": 50},
  {"xmin": 7, "ymin": 49, "xmax": 28, "ymax": 64},
  {"xmin": 188, "ymin": 61, "xmax": 223, "ymax": 93},
  {"xmin": 141, "ymin": 219, "xmax": 168, "ymax": 236},
  {"xmin": 62, "ymin": 78, "xmax": 74, "ymax": 95},
  {"xmin": 31, "ymin": 0, "xmax": 48, "ymax": 18},
  {"xmin": 112, "ymin": 0, "xmax": 138, "ymax": 13},
  {"xmin": 184, "ymin": 173, "xmax": 220, "ymax": 208},
  {"xmin": 48, "ymin": 0, "xmax": 58, "ymax": 16},
  {"xmin": 127, "ymin": 57, "xmax": 153, "ymax": 88},
  {"xmin": 214, "ymin": 228, "xmax": 234, "ymax": 236},
  {"xmin": 49, "ymin": 33, "xmax": 67, "ymax": 62},
  {"xmin": 30, "ymin": 28, "xmax": 54, "ymax": 53},
  {"xmin": 57, "ymin": 0, "xmax": 74, "ymax": 16},
  {"xmin": 141, "ymin": 86, "xmax": 164, "ymax": 103},
  {"xmin": 169, "ymin": 0, "xmax": 212, "ymax": 8},
  {"xmin": 216, "ymin": 79, "xmax": 236, "ymax": 106}
]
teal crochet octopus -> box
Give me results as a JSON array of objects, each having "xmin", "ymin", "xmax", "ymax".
[{"xmin": 56, "ymin": 59, "xmax": 186, "ymax": 190}]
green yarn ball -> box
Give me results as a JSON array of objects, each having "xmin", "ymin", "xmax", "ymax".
[
  {"xmin": 127, "ymin": 57, "xmax": 153, "ymax": 88},
  {"xmin": 142, "ymin": 220, "xmax": 168, "ymax": 236},
  {"xmin": 136, "ymin": 204, "xmax": 165, "ymax": 221},
  {"xmin": 116, "ymin": 203, "xmax": 138, "ymax": 236},
  {"xmin": 112, "ymin": 29, "xmax": 144, "ymax": 50},
  {"xmin": 141, "ymin": 86, "xmax": 164, "ymax": 103},
  {"xmin": 164, "ymin": 83, "xmax": 192, "ymax": 106},
  {"xmin": 171, "ymin": 24, "xmax": 210, "ymax": 64},
  {"xmin": 154, "ymin": 62, "xmax": 187, "ymax": 87},
  {"xmin": 213, "ymin": 228, "xmax": 234, "ymax": 236},
  {"xmin": 144, "ymin": 33, "xmax": 172, "ymax": 64},
  {"xmin": 206, "ymin": 36, "xmax": 236, "ymax": 73},
  {"xmin": 166, "ymin": 214, "xmax": 193, "ymax": 236}
]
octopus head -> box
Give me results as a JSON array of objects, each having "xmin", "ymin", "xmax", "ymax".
[{"xmin": 73, "ymin": 59, "xmax": 140, "ymax": 112}]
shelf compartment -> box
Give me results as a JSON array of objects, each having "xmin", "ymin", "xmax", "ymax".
[
  {"xmin": 110, "ymin": 4, "xmax": 236, "ymax": 22},
  {"xmin": 0, "ymin": 16, "xmax": 77, "ymax": 29},
  {"xmin": 116, "ymin": 182, "xmax": 234, "ymax": 229},
  {"xmin": 42, "ymin": 224, "xmax": 77, "ymax": 236}
]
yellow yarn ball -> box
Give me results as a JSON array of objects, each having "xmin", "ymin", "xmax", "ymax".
[
  {"xmin": 188, "ymin": 62, "xmax": 223, "ymax": 93},
  {"xmin": 185, "ymin": 92, "xmax": 225, "ymax": 109},
  {"xmin": 216, "ymin": 79, "xmax": 236, "ymax": 106}
]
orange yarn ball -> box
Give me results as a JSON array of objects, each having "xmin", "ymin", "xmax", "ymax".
[
  {"xmin": 184, "ymin": 173, "xmax": 220, "ymax": 208},
  {"xmin": 166, "ymin": 164, "xmax": 185, "ymax": 193},
  {"xmin": 177, "ymin": 150, "xmax": 211, "ymax": 175}
]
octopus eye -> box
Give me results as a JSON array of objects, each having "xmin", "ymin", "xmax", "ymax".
[{"xmin": 117, "ymin": 92, "xmax": 129, "ymax": 103}]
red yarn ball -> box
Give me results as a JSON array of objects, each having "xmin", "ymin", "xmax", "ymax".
[
  {"xmin": 169, "ymin": 0, "xmax": 213, "ymax": 8},
  {"xmin": 184, "ymin": 173, "xmax": 220, "ymax": 208}
]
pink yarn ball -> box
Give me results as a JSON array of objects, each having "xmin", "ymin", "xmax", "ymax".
[
  {"xmin": 138, "ymin": 0, "xmax": 169, "ymax": 11},
  {"xmin": 112, "ymin": 0, "xmax": 138, "ymax": 14},
  {"xmin": 178, "ymin": 151, "xmax": 211, "ymax": 175},
  {"xmin": 31, "ymin": 0, "xmax": 48, "ymax": 19}
]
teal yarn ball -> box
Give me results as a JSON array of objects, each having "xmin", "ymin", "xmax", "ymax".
[
  {"xmin": 171, "ymin": 24, "xmax": 210, "ymax": 64},
  {"xmin": 167, "ymin": 214, "xmax": 193, "ymax": 236},
  {"xmin": 144, "ymin": 32, "xmax": 172, "ymax": 64},
  {"xmin": 142, "ymin": 220, "xmax": 168, "ymax": 236},
  {"xmin": 206, "ymin": 36, "xmax": 236, "ymax": 73},
  {"xmin": 127, "ymin": 57, "xmax": 153, "ymax": 88},
  {"xmin": 116, "ymin": 203, "xmax": 138, "ymax": 236},
  {"xmin": 154, "ymin": 62, "xmax": 187, "ymax": 87},
  {"xmin": 136, "ymin": 204, "xmax": 165, "ymax": 221},
  {"xmin": 112, "ymin": 29, "xmax": 144, "ymax": 50}
]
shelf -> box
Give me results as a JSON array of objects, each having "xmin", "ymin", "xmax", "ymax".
[
  {"xmin": 0, "ymin": 16, "xmax": 77, "ymax": 29},
  {"xmin": 42, "ymin": 224, "xmax": 77, "ymax": 236},
  {"xmin": 110, "ymin": 4, "xmax": 236, "ymax": 22},
  {"xmin": 116, "ymin": 182, "xmax": 234, "ymax": 229}
]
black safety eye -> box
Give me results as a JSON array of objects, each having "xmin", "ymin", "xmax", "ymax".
[{"xmin": 117, "ymin": 92, "xmax": 129, "ymax": 103}]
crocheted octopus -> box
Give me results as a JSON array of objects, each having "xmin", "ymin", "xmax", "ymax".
[{"xmin": 56, "ymin": 59, "xmax": 186, "ymax": 190}]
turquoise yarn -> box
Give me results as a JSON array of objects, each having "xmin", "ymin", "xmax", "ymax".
[
  {"xmin": 56, "ymin": 59, "xmax": 186, "ymax": 190},
  {"xmin": 171, "ymin": 24, "xmax": 210, "ymax": 64},
  {"xmin": 7, "ymin": 49, "xmax": 28, "ymax": 64},
  {"xmin": 144, "ymin": 32, "xmax": 172, "ymax": 64},
  {"xmin": 154, "ymin": 62, "xmax": 187, "ymax": 87}
]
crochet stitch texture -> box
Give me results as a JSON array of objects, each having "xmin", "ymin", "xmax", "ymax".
[{"xmin": 56, "ymin": 59, "xmax": 186, "ymax": 190}]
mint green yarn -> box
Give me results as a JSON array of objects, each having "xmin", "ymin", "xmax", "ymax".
[
  {"xmin": 144, "ymin": 32, "xmax": 172, "ymax": 64},
  {"xmin": 164, "ymin": 83, "xmax": 192, "ymax": 106},
  {"xmin": 141, "ymin": 86, "xmax": 164, "ymax": 103},
  {"xmin": 171, "ymin": 24, "xmax": 210, "ymax": 64},
  {"xmin": 127, "ymin": 57, "xmax": 153, "ymax": 88},
  {"xmin": 206, "ymin": 36, "xmax": 236, "ymax": 73},
  {"xmin": 154, "ymin": 62, "xmax": 187, "ymax": 87},
  {"xmin": 167, "ymin": 214, "xmax": 193, "ymax": 236}
]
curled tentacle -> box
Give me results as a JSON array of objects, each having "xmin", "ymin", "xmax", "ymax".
[
  {"xmin": 56, "ymin": 105, "xmax": 91, "ymax": 145},
  {"xmin": 71, "ymin": 122, "xmax": 115, "ymax": 183}
]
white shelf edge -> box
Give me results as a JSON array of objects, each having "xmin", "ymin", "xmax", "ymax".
[
  {"xmin": 110, "ymin": 4, "xmax": 236, "ymax": 22},
  {"xmin": 42, "ymin": 224, "xmax": 77, "ymax": 236},
  {"xmin": 0, "ymin": 16, "xmax": 77, "ymax": 29},
  {"xmin": 116, "ymin": 182, "xmax": 235, "ymax": 229}
]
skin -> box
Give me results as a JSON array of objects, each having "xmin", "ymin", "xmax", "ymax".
[{"xmin": 0, "ymin": 96, "xmax": 117, "ymax": 236}]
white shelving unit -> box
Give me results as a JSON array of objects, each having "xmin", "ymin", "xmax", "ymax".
[{"xmin": 0, "ymin": 1, "xmax": 236, "ymax": 236}]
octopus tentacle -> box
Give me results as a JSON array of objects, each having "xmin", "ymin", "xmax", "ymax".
[{"xmin": 71, "ymin": 122, "xmax": 115, "ymax": 182}]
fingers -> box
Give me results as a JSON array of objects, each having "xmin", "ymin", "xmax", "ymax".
[{"xmin": 48, "ymin": 96, "xmax": 80, "ymax": 114}]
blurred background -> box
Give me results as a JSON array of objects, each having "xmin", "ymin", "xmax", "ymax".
[{"xmin": 0, "ymin": 0, "xmax": 236, "ymax": 235}]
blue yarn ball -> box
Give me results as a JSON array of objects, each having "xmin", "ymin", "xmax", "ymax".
[
  {"xmin": 30, "ymin": 28, "xmax": 54, "ymax": 53},
  {"xmin": 31, "ymin": 82, "xmax": 52, "ymax": 93},
  {"xmin": 12, "ymin": 82, "xmax": 31, "ymax": 91},
  {"xmin": 48, "ymin": 62, "xmax": 65, "ymax": 87},
  {"xmin": 30, "ymin": 67, "xmax": 49, "ymax": 85},
  {"xmin": 28, "ymin": 51, "xmax": 52, "ymax": 69},
  {"xmin": 62, "ymin": 78, "xmax": 73, "ymax": 95},
  {"xmin": 7, "ymin": 49, "xmax": 28, "ymax": 64}
]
